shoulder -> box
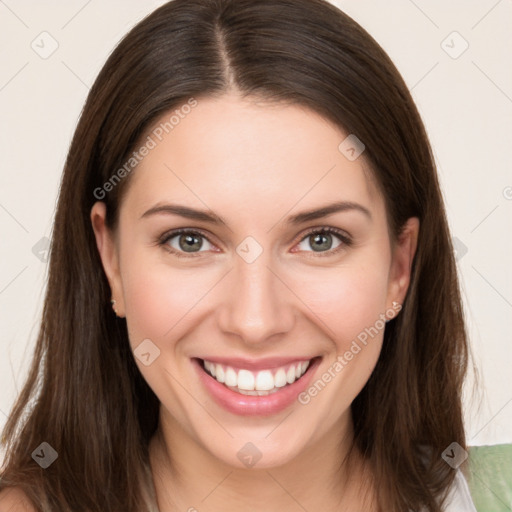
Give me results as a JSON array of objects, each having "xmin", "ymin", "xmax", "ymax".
[
  {"xmin": 0, "ymin": 487, "xmax": 37, "ymax": 511},
  {"xmin": 442, "ymin": 470, "xmax": 477, "ymax": 512}
]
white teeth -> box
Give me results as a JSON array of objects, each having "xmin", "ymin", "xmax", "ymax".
[
  {"xmin": 274, "ymin": 368, "xmax": 287, "ymax": 388},
  {"xmin": 215, "ymin": 364, "xmax": 225, "ymax": 383},
  {"xmin": 286, "ymin": 365, "xmax": 296, "ymax": 384},
  {"xmin": 242, "ymin": 389, "xmax": 258, "ymax": 396},
  {"xmin": 237, "ymin": 369, "xmax": 255, "ymax": 390},
  {"xmin": 202, "ymin": 358, "xmax": 313, "ymax": 394},
  {"xmin": 203, "ymin": 360, "xmax": 217, "ymax": 377},
  {"xmin": 225, "ymin": 367, "xmax": 237, "ymax": 387},
  {"xmin": 255, "ymin": 370, "xmax": 274, "ymax": 391}
]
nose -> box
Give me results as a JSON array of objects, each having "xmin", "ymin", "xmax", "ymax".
[{"xmin": 217, "ymin": 250, "xmax": 296, "ymax": 345}]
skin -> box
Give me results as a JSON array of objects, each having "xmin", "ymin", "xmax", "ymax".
[{"xmin": 91, "ymin": 92, "xmax": 419, "ymax": 511}]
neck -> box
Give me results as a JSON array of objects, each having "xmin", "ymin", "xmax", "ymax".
[{"xmin": 148, "ymin": 408, "xmax": 377, "ymax": 512}]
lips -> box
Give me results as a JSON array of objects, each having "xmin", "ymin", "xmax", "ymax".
[{"xmin": 192, "ymin": 356, "xmax": 321, "ymax": 416}]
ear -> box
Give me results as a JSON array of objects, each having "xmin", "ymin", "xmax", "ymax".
[
  {"xmin": 386, "ymin": 217, "xmax": 420, "ymax": 309},
  {"xmin": 90, "ymin": 202, "xmax": 125, "ymax": 317}
]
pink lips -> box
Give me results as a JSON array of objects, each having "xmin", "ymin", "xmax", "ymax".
[{"xmin": 193, "ymin": 356, "xmax": 321, "ymax": 416}]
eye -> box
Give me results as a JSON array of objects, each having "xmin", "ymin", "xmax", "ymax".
[
  {"xmin": 158, "ymin": 229, "xmax": 216, "ymax": 257},
  {"xmin": 157, "ymin": 226, "xmax": 351, "ymax": 259},
  {"xmin": 293, "ymin": 227, "xmax": 351, "ymax": 256}
]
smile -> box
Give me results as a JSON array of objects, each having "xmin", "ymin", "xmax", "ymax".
[
  {"xmin": 193, "ymin": 356, "xmax": 322, "ymax": 416},
  {"xmin": 202, "ymin": 358, "xmax": 311, "ymax": 395}
]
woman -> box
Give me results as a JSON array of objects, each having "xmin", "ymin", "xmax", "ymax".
[{"xmin": 0, "ymin": 0, "xmax": 477, "ymax": 510}]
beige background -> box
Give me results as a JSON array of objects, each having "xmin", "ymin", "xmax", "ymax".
[{"xmin": 0, "ymin": 0, "xmax": 511, "ymax": 449}]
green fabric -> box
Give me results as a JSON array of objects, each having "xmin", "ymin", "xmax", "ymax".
[{"xmin": 468, "ymin": 444, "xmax": 512, "ymax": 511}]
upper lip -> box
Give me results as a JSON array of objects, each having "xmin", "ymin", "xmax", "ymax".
[{"xmin": 195, "ymin": 356, "xmax": 319, "ymax": 371}]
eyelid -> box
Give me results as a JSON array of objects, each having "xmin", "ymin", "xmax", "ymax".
[{"xmin": 295, "ymin": 225, "xmax": 351, "ymax": 244}]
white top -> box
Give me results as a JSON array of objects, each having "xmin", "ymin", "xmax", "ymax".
[{"xmin": 442, "ymin": 470, "xmax": 477, "ymax": 511}]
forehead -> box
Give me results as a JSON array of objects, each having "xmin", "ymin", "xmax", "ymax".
[{"xmin": 121, "ymin": 93, "xmax": 384, "ymax": 223}]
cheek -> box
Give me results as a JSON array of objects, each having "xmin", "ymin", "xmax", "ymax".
[
  {"xmin": 119, "ymin": 256, "xmax": 215, "ymax": 414},
  {"xmin": 294, "ymin": 262, "xmax": 390, "ymax": 416},
  {"xmin": 120, "ymin": 252, "xmax": 217, "ymax": 348},
  {"xmin": 292, "ymin": 259, "xmax": 390, "ymax": 348}
]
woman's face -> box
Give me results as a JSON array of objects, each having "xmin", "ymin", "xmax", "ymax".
[{"xmin": 92, "ymin": 93, "xmax": 418, "ymax": 469}]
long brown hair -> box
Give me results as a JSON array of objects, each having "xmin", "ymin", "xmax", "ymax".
[{"xmin": 0, "ymin": 0, "xmax": 470, "ymax": 510}]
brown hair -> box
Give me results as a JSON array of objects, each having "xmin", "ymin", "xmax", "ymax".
[{"xmin": 0, "ymin": 0, "xmax": 470, "ymax": 510}]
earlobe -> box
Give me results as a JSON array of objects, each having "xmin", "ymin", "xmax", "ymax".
[
  {"xmin": 90, "ymin": 202, "xmax": 125, "ymax": 317},
  {"xmin": 387, "ymin": 217, "xmax": 420, "ymax": 308}
]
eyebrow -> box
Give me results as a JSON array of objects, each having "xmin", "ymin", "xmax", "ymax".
[
  {"xmin": 140, "ymin": 200, "xmax": 372, "ymax": 225},
  {"xmin": 285, "ymin": 201, "xmax": 372, "ymax": 224},
  {"xmin": 140, "ymin": 203, "xmax": 228, "ymax": 225}
]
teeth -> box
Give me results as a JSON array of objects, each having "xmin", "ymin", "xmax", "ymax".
[
  {"xmin": 215, "ymin": 364, "xmax": 225, "ymax": 383},
  {"xmin": 255, "ymin": 370, "xmax": 274, "ymax": 391},
  {"xmin": 202, "ymin": 358, "xmax": 312, "ymax": 394},
  {"xmin": 238, "ymin": 389, "xmax": 258, "ymax": 396},
  {"xmin": 225, "ymin": 366, "xmax": 237, "ymax": 387},
  {"xmin": 237, "ymin": 369, "xmax": 255, "ymax": 390},
  {"xmin": 286, "ymin": 365, "xmax": 296, "ymax": 384},
  {"xmin": 274, "ymin": 368, "xmax": 287, "ymax": 388}
]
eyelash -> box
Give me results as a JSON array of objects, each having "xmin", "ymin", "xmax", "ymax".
[{"xmin": 156, "ymin": 226, "xmax": 352, "ymax": 259}]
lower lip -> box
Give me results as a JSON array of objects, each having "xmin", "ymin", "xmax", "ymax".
[{"xmin": 193, "ymin": 357, "xmax": 321, "ymax": 416}]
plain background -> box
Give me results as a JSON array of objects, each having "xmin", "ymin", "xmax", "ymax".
[{"xmin": 0, "ymin": 0, "xmax": 511, "ymax": 449}]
